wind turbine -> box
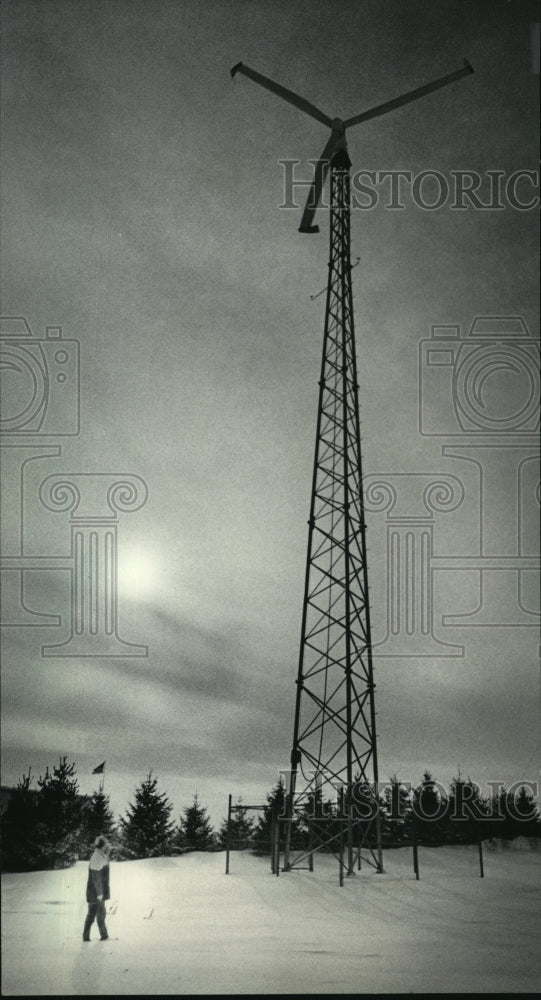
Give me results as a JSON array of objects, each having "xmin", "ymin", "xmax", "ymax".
[
  {"xmin": 231, "ymin": 59, "xmax": 473, "ymax": 232},
  {"xmin": 231, "ymin": 59, "xmax": 474, "ymax": 879}
]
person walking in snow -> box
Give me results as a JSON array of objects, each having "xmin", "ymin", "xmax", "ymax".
[{"xmin": 83, "ymin": 835, "xmax": 111, "ymax": 941}]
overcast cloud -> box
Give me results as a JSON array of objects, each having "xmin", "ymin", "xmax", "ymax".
[{"xmin": 1, "ymin": 0, "xmax": 539, "ymax": 826}]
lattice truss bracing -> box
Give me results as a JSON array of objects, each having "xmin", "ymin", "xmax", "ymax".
[{"xmin": 284, "ymin": 154, "xmax": 382, "ymax": 875}]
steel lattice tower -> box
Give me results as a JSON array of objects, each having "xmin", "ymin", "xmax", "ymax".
[
  {"xmin": 231, "ymin": 57, "xmax": 473, "ymax": 880},
  {"xmin": 284, "ymin": 148, "xmax": 382, "ymax": 876}
]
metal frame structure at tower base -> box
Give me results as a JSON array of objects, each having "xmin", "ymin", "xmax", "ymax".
[{"xmin": 283, "ymin": 148, "xmax": 382, "ymax": 879}]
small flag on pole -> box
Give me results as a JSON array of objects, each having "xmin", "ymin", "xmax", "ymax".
[{"xmin": 92, "ymin": 761, "xmax": 106, "ymax": 774}]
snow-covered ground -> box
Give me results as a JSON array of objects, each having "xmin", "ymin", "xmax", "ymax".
[{"xmin": 2, "ymin": 840, "xmax": 540, "ymax": 995}]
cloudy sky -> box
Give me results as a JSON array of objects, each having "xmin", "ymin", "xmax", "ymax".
[{"xmin": 1, "ymin": 0, "xmax": 539, "ymax": 827}]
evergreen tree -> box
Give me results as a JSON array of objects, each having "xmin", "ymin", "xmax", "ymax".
[
  {"xmin": 252, "ymin": 780, "xmax": 284, "ymax": 855},
  {"xmin": 119, "ymin": 772, "xmax": 175, "ymax": 859},
  {"xmin": 80, "ymin": 788, "xmax": 117, "ymax": 857},
  {"xmin": 176, "ymin": 794, "xmax": 215, "ymax": 852},
  {"xmin": 509, "ymin": 785, "xmax": 540, "ymax": 837},
  {"xmin": 252, "ymin": 779, "xmax": 303, "ymax": 854},
  {"xmin": 495, "ymin": 785, "xmax": 541, "ymax": 840},
  {"xmin": 380, "ymin": 775, "xmax": 412, "ymax": 845},
  {"xmin": 448, "ymin": 774, "xmax": 487, "ymax": 844},
  {"xmin": 1, "ymin": 768, "xmax": 41, "ymax": 871},
  {"xmin": 486, "ymin": 785, "xmax": 515, "ymax": 841},
  {"xmin": 2, "ymin": 759, "xmax": 85, "ymax": 871},
  {"xmin": 412, "ymin": 771, "xmax": 448, "ymax": 845},
  {"xmin": 218, "ymin": 798, "xmax": 255, "ymax": 850},
  {"xmin": 349, "ymin": 775, "xmax": 380, "ymax": 848},
  {"xmin": 34, "ymin": 757, "xmax": 85, "ymax": 868}
]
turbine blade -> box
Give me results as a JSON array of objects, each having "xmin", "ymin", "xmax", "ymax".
[
  {"xmin": 298, "ymin": 133, "xmax": 338, "ymax": 234},
  {"xmin": 343, "ymin": 59, "xmax": 474, "ymax": 129},
  {"xmin": 231, "ymin": 62, "xmax": 333, "ymax": 128}
]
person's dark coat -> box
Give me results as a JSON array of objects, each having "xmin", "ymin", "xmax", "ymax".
[{"xmin": 86, "ymin": 859, "xmax": 110, "ymax": 902}]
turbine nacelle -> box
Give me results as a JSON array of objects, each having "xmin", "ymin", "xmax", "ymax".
[
  {"xmin": 231, "ymin": 59, "xmax": 474, "ymax": 233},
  {"xmin": 331, "ymin": 117, "xmax": 345, "ymax": 133}
]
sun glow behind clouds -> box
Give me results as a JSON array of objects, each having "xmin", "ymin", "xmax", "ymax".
[{"xmin": 117, "ymin": 544, "xmax": 162, "ymax": 600}]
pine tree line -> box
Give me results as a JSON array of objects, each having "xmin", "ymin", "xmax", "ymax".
[
  {"xmin": 1, "ymin": 759, "xmax": 216, "ymax": 872},
  {"xmin": 1, "ymin": 759, "xmax": 539, "ymax": 872}
]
